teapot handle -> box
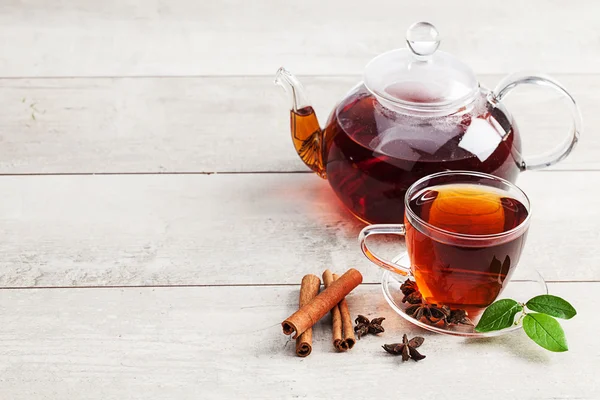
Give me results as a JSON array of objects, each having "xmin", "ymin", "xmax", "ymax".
[{"xmin": 493, "ymin": 72, "xmax": 582, "ymax": 171}]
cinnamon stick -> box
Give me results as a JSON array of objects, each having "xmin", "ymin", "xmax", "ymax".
[
  {"xmin": 295, "ymin": 274, "xmax": 321, "ymax": 357},
  {"xmin": 322, "ymin": 270, "xmax": 343, "ymax": 351},
  {"xmin": 282, "ymin": 268, "xmax": 363, "ymax": 339},
  {"xmin": 333, "ymin": 273, "xmax": 356, "ymax": 350}
]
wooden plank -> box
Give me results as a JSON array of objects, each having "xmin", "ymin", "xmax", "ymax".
[
  {"xmin": 0, "ymin": 0, "xmax": 597, "ymax": 77},
  {"xmin": 0, "ymin": 283, "xmax": 596, "ymax": 399},
  {"xmin": 0, "ymin": 75, "xmax": 594, "ymax": 174},
  {"xmin": 0, "ymin": 171, "xmax": 596, "ymax": 288}
]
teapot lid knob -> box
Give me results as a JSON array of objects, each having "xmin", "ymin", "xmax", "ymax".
[{"xmin": 406, "ymin": 22, "xmax": 440, "ymax": 58}]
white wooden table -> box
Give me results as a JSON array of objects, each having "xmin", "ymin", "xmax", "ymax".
[{"xmin": 0, "ymin": 1, "xmax": 598, "ymax": 399}]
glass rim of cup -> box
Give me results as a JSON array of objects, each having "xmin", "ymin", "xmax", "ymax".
[{"xmin": 404, "ymin": 170, "xmax": 532, "ymax": 243}]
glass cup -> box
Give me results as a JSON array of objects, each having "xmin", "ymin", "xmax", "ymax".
[{"xmin": 359, "ymin": 171, "xmax": 531, "ymax": 313}]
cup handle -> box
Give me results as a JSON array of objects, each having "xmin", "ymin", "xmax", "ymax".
[
  {"xmin": 493, "ymin": 72, "xmax": 582, "ymax": 171},
  {"xmin": 358, "ymin": 224, "xmax": 412, "ymax": 276}
]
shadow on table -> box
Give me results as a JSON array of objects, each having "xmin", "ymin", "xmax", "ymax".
[
  {"xmin": 273, "ymin": 174, "xmax": 362, "ymax": 225},
  {"xmin": 261, "ymin": 175, "xmax": 402, "ymax": 250},
  {"xmin": 464, "ymin": 332, "xmax": 551, "ymax": 363}
]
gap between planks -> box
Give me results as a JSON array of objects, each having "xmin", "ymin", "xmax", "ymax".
[
  {"xmin": 0, "ymin": 73, "xmax": 599, "ymax": 80},
  {"xmin": 0, "ymin": 171, "xmax": 313, "ymax": 177},
  {"xmin": 0, "ymin": 72, "xmax": 599, "ymax": 81},
  {"xmin": 0, "ymin": 280, "xmax": 594, "ymax": 291},
  {"xmin": 0, "ymin": 169, "xmax": 596, "ymax": 177}
]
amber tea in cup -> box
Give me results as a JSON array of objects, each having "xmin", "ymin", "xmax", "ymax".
[{"xmin": 359, "ymin": 171, "xmax": 531, "ymax": 314}]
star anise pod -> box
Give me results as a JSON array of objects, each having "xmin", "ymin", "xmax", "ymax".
[
  {"xmin": 447, "ymin": 309, "xmax": 474, "ymax": 326},
  {"xmin": 382, "ymin": 334, "xmax": 426, "ymax": 362},
  {"xmin": 402, "ymin": 290, "xmax": 423, "ymax": 304},
  {"xmin": 400, "ymin": 280, "xmax": 418, "ymax": 295},
  {"xmin": 354, "ymin": 315, "xmax": 385, "ymax": 339},
  {"xmin": 406, "ymin": 303, "xmax": 451, "ymax": 324},
  {"xmin": 400, "ymin": 280, "xmax": 423, "ymax": 304}
]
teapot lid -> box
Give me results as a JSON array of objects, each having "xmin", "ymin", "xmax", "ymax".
[{"xmin": 364, "ymin": 22, "xmax": 478, "ymax": 112}]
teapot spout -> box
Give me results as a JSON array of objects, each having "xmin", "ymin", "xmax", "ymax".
[{"xmin": 274, "ymin": 67, "xmax": 326, "ymax": 178}]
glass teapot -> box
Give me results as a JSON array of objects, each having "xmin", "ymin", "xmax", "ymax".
[{"xmin": 275, "ymin": 22, "xmax": 582, "ymax": 224}]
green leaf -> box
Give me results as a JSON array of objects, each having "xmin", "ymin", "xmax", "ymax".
[
  {"xmin": 526, "ymin": 295, "xmax": 577, "ymax": 319},
  {"xmin": 475, "ymin": 299, "xmax": 523, "ymax": 332},
  {"xmin": 522, "ymin": 313, "xmax": 568, "ymax": 352}
]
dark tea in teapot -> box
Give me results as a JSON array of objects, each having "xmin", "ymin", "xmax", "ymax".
[{"xmin": 292, "ymin": 85, "xmax": 523, "ymax": 223}]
